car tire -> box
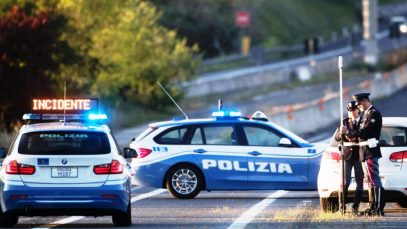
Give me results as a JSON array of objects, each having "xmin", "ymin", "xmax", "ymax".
[
  {"xmin": 0, "ymin": 211, "xmax": 18, "ymax": 227},
  {"xmin": 320, "ymin": 197, "xmax": 339, "ymax": 213},
  {"xmin": 166, "ymin": 164, "xmax": 203, "ymax": 199},
  {"xmin": 112, "ymin": 201, "xmax": 132, "ymax": 227},
  {"xmin": 397, "ymin": 199, "xmax": 407, "ymax": 208}
]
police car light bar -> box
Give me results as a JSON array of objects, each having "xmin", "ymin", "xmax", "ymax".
[
  {"xmin": 22, "ymin": 114, "xmax": 41, "ymax": 120},
  {"xmin": 23, "ymin": 113, "xmax": 108, "ymax": 122},
  {"xmin": 212, "ymin": 111, "xmax": 241, "ymax": 118}
]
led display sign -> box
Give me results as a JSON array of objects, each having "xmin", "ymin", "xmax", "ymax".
[{"xmin": 32, "ymin": 99, "xmax": 98, "ymax": 114}]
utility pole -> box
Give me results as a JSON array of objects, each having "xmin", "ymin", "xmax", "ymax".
[{"xmin": 362, "ymin": 0, "xmax": 378, "ymax": 66}]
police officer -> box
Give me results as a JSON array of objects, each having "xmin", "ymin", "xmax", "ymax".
[
  {"xmin": 336, "ymin": 101, "xmax": 364, "ymax": 215},
  {"xmin": 350, "ymin": 93, "xmax": 385, "ymax": 216}
]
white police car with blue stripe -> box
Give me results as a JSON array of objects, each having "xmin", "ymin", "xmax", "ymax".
[
  {"xmin": 129, "ymin": 110, "xmax": 326, "ymax": 199},
  {"xmin": 0, "ymin": 99, "xmax": 133, "ymax": 227}
]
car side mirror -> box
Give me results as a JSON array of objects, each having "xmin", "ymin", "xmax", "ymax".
[
  {"xmin": 0, "ymin": 147, "xmax": 6, "ymax": 158},
  {"xmin": 279, "ymin": 138, "xmax": 292, "ymax": 147},
  {"xmin": 123, "ymin": 147, "xmax": 137, "ymax": 159}
]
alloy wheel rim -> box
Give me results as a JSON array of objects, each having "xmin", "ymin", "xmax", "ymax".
[{"xmin": 171, "ymin": 168, "xmax": 198, "ymax": 195}]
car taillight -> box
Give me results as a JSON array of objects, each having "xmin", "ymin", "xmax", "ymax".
[
  {"xmin": 137, "ymin": 148, "xmax": 152, "ymax": 158},
  {"xmin": 322, "ymin": 151, "xmax": 341, "ymax": 162},
  {"xmin": 110, "ymin": 160, "xmax": 123, "ymax": 174},
  {"xmin": 93, "ymin": 160, "xmax": 123, "ymax": 174},
  {"xmin": 6, "ymin": 160, "xmax": 36, "ymax": 175},
  {"xmin": 389, "ymin": 150, "xmax": 407, "ymax": 163}
]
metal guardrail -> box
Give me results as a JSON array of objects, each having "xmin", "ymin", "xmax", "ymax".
[{"xmin": 185, "ymin": 46, "xmax": 353, "ymax": 86}]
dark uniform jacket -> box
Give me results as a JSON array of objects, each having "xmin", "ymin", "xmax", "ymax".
[
  {"xmin": 352, "ymin": 106, "xmax": 382, "ymax": 161},
  {"xmin": 335, "ymin": 117, "xmax": 360, "ymax": 161}
]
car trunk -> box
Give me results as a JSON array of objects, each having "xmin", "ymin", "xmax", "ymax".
[{"xmin": 17, "ymin": 155, "xmax": 111, "ymax": 187}]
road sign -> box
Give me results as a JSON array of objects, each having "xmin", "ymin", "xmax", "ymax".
[{"xmin": 235, "ymin": 11, "xmax": 250, "ymax": 28}]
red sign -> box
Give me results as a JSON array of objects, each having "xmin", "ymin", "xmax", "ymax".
[{"xmin": 235, "ymin": 11, "xmax": 250, "ymax": 28}]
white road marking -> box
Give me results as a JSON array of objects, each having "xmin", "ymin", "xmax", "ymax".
[
  {"xmin": 131, "ymin": 189, "xmax": 166, "ymax": 202},
  {"xmin": 228, "ymin": 190, "xmax": 288, "ymax": 229},
  {"xmin": 33, "ymin": 188, "xmax": 166, "ymax": 228}
]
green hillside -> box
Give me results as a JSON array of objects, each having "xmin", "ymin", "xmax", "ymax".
[{"xmin": 152, "ymin": 0, "xmax": 405, "ymax": 57}]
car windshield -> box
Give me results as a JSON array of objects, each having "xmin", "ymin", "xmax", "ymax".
[{"xmin": 18, "ymin": 131, "xmax": 111, "ymax": 155}]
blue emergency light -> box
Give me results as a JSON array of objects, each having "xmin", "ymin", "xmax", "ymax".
[
  {"xmin": 212, "ymin": 110, "xmax": 241, "ymax": 119},
  {"xmin": 88, "ymin": 113, "xmax": 107, "ymax": 120}
]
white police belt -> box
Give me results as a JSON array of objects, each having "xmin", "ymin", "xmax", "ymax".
[{"xmin": 342, "ymin": 138, "xmax": 378, "ymax": 148}]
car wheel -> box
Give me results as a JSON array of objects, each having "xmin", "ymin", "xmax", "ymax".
[
  {"xmin": 166, "ymin": 164, "xmax": 203, "ymax": 199},
  {"xmin": 397, "ymin": 199, "xmax": 407, "ymax": 208},
  {"xmin": 112, "ymin": 201, "xmax": 132, "ymax": 227},
  {"xmin": 0, "ymin": 210, "xmax": 18, "ymax": 227},
  {"xmin": 320, "ymin": 197, "xmax": 339, "ymax": 213}
]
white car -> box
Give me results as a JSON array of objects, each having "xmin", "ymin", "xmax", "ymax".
[
  {"xmin": 129, "ymin": 110, "xmax": 326, "ymax": 199},
  {"xmin": 0, "ymin": 108, "xmax": 133, "ymax": 227},
  {"xmin": 318, "ymin": 117, "xmax": 407, "ymax": 212}
]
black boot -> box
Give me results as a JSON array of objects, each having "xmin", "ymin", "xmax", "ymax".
[
  {"xmin": 338, "ymin": 191, "xmax": 347, "ymax": 214},
  {"xmin": 374, "ymin": 188, "xmax": 386, "ymax": 216},
  {"xmin": 352, "ymin": 190, "xmax": 363, "ymax": 215},
  {"xmin": 364, "ymin": 186, "xmax": 376, "ymax": 216}
]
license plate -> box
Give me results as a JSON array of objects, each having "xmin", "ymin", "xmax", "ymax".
[{"xmin": 51, "ymin": 167, "xmax": 78, "ymax": 178}]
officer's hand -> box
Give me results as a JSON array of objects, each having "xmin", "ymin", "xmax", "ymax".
[{"xmin": 340, "ymin": 126, "xmax": 347, "ymax": 134}]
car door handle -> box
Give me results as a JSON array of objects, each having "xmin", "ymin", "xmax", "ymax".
[
  {"xmin": 248, "ymin": 151, "xmax": 262, "ymax": 156},
  {"xmin": 193, "ymin": 149, "xmax": 207, "ymax": 153}
]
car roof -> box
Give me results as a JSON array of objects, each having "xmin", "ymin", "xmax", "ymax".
[
  {"xmin": 20, "ymin": 122, "xmax": 110, "ymax": 134},
  {"xmin": 383, "ymin": 117, "xmax": 407, "ymax": 127}
]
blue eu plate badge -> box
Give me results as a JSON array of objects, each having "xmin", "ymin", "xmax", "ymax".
[{"xmin": 38, "ymin": 158, "xmax": 49, "ymax": 166}]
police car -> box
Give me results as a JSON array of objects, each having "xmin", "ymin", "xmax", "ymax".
[
  {"xmin": 129, "ymin": 110, "xmax": 326, "ymax": 199},
  {"xmin": 318, "ymin": 117, "xmax": 407, "ymax": 212},
  {"xmin": 0, "ymin": 99, "xmax": 132, "ymax": 227}
]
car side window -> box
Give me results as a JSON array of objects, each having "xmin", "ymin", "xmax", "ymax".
[
  {"xmin": 243, "ymin": 125, "xmax": 282, "ymax": 147},
  {"xmin": 379, "ymin": 127, "xmax": 407, "ymax": 146},
  {"xmin": 155, "ymin": 127, "xmax": 188, "ymax": 144},
  {"xmin": 191, "ymin": 127, "xmax": 204, "ymax": 145},
  {"xmin": 203, "ymin": 125, "xmax": 236, "ymax": 145}
]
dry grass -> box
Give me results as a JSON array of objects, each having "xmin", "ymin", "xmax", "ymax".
[
  {"xmin": 270, "ymin": 207, "xmax": 381, "ymax": 223},
  {"xmin": 210, "ymin": 206, "xmax": 232, "ymax": 214}
]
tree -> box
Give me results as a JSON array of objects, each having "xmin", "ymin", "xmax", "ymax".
[
  {"xmin": 58, "ymin": 0, "xmax": 199, "ymax": 108},
  {"xmin": 151, "ymin": 0, "xmax": 238, "ymax": 58},
  {"xmin": 0, "ymin": 6, "xmax": 74, "ymax": 130}
]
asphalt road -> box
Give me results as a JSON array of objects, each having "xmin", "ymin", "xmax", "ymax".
[
  {"xmin": 12, "ymin": 87, "xmax": 407, "ymax": 228},
  {"xmin": 14, "ymin": 187, "xmax": 407, "ymax": 228}
]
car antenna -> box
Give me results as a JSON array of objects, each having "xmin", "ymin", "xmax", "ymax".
[{"xmin": 157, "ymin": 81, "xmax": 189, "ymax": 119}]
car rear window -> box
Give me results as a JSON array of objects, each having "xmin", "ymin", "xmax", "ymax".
[
  {"xmin": 379, "ymin": 127, "xmax": 407, "ymax": 147},
  {"xmin": 18, "ymin": 131, "xmax": 111, "ymax": 155},
  {"xmin": 329, "ymin": 126, "xmax": 407, "ymax": 147},
  {"xmin": 155, "ymin": 127, "xmax": 188, "ymax": 144}
]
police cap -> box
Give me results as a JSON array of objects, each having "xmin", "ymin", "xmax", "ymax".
[
  {"xmin": 352, "ymin": 93, "xmax": 370, "ymax": 104},
  {"xmin": 346, "ymin": 101, "xmax": 358, "ymax": 111}
]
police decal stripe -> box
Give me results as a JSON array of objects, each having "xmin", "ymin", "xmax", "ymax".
[{"xmin": 152, "ymin": 146, "xmax": 168, "ymax": 152}]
